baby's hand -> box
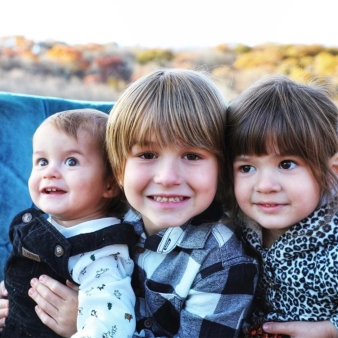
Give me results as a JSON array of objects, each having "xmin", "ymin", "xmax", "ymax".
[{"xmin": 0, "ymin": 280, "xmax": 9, "ymax": 332}]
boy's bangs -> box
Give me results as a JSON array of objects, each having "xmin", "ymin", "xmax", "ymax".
[{"xmin": 132, "ymin": 102, "xmax": 216, "ymax": 151}]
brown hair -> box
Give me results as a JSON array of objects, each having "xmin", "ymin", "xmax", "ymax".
[
  {"xmin": 106, "ymin": 68, "xmax": 228, "ymax": 206},
  {"xmin": 226, "ymin": 75, "xmax": 338, "ymax": 216}
]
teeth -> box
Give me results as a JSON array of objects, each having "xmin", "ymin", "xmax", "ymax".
[
  {"xmin": 153, "ymin": 196, "xmax": 184, "ymax": 203},
  {"xmin": 46, "ymin": 188, "xmax": 58, "ymax": 192}
]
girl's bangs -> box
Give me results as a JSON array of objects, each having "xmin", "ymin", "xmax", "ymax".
[{"xmin": 231, "ymin": 110, "xmax": 309, "ymax": 158}]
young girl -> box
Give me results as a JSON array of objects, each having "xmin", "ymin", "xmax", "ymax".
[
  {"xmin": 0, "ymin": 69, "xmax": 260, "ymax": 338},
  {"xmin": 225, "ymin": 75, "xmax": 338, "ymax": 338},
  {"xmin": 2, "ymin": 109, "xmax": 136, "ymax": 337}
]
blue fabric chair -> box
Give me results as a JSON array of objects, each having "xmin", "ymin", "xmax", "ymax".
[{"xmin": 0, "ymin": 91, "xmax": 114, "ymax": 280}]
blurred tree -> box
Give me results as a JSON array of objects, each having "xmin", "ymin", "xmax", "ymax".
[
  {"xmin": 314, "ymin": 52, "xmax": 338, "ymax": 76},
  {"xmin": 232, "ymin": 44, "xmax": 251, "ymax": 54},
  {"xmin": 136, "ymin": 49, "xmax": 174, "ymax": 65}
]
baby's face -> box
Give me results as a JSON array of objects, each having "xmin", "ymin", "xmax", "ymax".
[{"xmin": 29, "ymin": 122, "xmax": 113, "ymax": 227}]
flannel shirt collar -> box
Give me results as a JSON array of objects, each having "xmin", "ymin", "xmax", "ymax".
[{"xmin": 126, "ymin": 201, "xmax": 224, "ymax": 254}]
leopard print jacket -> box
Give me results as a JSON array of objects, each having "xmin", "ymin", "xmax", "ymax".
[{"xmin": 241, "ymin": 202, "xmax": 338, "ymax": 330}]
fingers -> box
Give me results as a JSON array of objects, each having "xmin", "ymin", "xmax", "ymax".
[
  {"xmin": 263, "ymin": 321, "xmax": 338, "ymax": 338},
  {"xmin": 35, "ymin": 275, "xmax": 70, "ymax": 300},
  {"xmin": 65, "ymin": 280, "xmax": 79, "ymax": 292},
  {"xmin": 0, "ymin": 281, "xmax": 9, "ymax": 331},
  {"xmin": 263, "ymin": 321, "xmax": 293, "ymax": 334},
  {"xmin": 0, "ymin": 281, "xmax": 8, "ymax": 298},
  {"xmin": 34, "ymin": 304, "xmax": 59, "ymax": 334},
  {"xmin": 28, "ymin": 279, "xmax": 59, "ymax": 320},
  {"xmin": 0, "ymin": 299, "xmax": 9, "ymax": 331},
  {"xmin": 28, "ymin": 275, "xmax": 78, "ymax": 337}
]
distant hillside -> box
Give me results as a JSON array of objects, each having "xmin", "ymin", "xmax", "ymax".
[{"xmin": 1, "ymin": 36, "xmax": 338, "ymax": 102}]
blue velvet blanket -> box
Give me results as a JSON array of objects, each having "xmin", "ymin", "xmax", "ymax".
[{"xmin": 0, "ymin": 91, "xmax": 114, "ymax": 280}]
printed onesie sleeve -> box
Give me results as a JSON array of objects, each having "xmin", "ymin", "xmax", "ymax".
[{"xmin": 70, "ymin": 244, "xmax": 135, "ymax": 338}]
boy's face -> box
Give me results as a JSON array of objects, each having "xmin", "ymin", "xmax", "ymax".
[
  {"xmin": 28, "ymin": 122, "xmax": 114, "ymax": 227},
  {"xmin": 233, "ymin": 152, "xmax": 321, "ymax": 238},
  {"xmin": 123, "ymin": 138, "xmax": 218, "ymax": 236}
]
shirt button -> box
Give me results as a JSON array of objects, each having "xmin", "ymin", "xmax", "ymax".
[
  {"xmin": 144, "ymin": 318, "xmax": 152, "ymax": 328},
  {"xmin": 54, "ymin": 245, "xmax": 64, "ymax": 257},
  {"xmin": 137, "ymin": 247, "xmax": 145, "ymax": 253},
  {"xmin": 22, "ymin": 213, "xmax": 32, "ymax": 223}
]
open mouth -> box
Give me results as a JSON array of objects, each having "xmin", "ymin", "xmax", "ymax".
[
  {"xmin": 151, "ymin": 196, "xmax": 185, "ymax": 203},
  {"xmin": 43, "ymin": 188, "xmax": 64, "ymax": 194}
]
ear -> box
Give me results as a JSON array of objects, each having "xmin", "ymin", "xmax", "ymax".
[
  {"xmin": 103, "ymin": 179, "xmax": 120, "ymax": 199},
  {"xmin": 329, "ymin": 152, "xmax": 338, "ymax": 175}
]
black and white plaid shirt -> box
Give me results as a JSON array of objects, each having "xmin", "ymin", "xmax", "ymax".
[{"xmin": 125, "ymin": 202, "xmax": 259, "ymax": 338}]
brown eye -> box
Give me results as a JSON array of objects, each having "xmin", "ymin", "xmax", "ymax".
[
  {"xmin": 140, "ymin": 152, "xmax": 157, "ymax": 160},
  {"xmin": 184, "ymin": 153, "xmax": 200, "ymax": 161},
  {"xmin": 240, "ymin": 165, "xmax": 254, "ymax": 173},
  {"xmin": 279, "ymin": 160, "xmax": 296, "ymax": 170}
]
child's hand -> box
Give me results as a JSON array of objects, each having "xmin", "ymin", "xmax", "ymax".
[
  {"xmin": 263, "ymin": 321, "xmax": 338, "ymax": 338},
  {"xmin": 0, "ymin": 280, "xmax": 9, "ymax": 332},
  {"xmin": 28, "ymin": 275, "xmax": 78, "ymax": 337}
]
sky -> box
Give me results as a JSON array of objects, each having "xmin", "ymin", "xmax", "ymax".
[{"xmin": 0, "ymin": 0, "xmax": 337, "ymax": 49}]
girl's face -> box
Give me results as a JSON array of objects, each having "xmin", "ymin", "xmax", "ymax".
[
  {"xmin": 123, "ymin": 136, "xmax": 218, "ymax": 236},
  {"xmin": 28, "ymin": 122, "xmax": 114, "ymax": 227},
  {"xmin": 233, "ymin": 152, "xmax": 321, "ymax": 239}
]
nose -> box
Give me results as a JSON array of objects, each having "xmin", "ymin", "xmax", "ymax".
[
  {"xmin": 42, "ymin": 163, "xmax": 61, "ymax": 179},
  {"xmin": 153, "ymin": 156, "xmax": 182, "ymax": 187},
  {"xmin": 254, "ymin": 170, "xmax": 281, "ymax": 193}
]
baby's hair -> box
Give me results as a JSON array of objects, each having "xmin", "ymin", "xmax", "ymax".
[
  {"xmin": 106, "ymin": 68, "xmax": 227, "ymax": 205},
  {"xmin": 226, "ymin": 75, "xmax": 338, "ymax": 215},
  {"xmin": 41, "ymin": 108, "xmax": 126, "ymax": 217}
]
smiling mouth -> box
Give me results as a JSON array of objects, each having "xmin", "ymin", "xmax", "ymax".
[
  {"xmin": 151, "ymin": 196, "xmax": 185, "ymax": 203},
  {"xmin": 44, "ymin": 188, "xmax": 65, "ymax": 194},
  {"xmin": 256, "ymin": 203, "xmax": 287, "ymax": 208}
]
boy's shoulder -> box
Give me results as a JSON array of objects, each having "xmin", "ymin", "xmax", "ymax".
[{"xmin": 181, "ymin": 217, "xmax": 236, "ymax": 248}]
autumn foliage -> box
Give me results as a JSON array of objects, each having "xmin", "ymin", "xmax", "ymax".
[{"xmin": 1, "ymin": 36, "xmax": 338, "ymax": 101}]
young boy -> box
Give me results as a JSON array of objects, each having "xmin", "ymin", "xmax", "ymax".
[
  {"xmin": 2, "ymin": 109, "xmax": 136, "ymax": 338},
  {"xmin": 106, "ymin": 68, "xmax": 259, "ymax": 337}
]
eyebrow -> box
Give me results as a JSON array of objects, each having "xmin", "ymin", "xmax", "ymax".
[
  {"xmin": 32, "ymin": 149, "xmax": 84, "ymax": 156},
  {"xmin": 133, "ymin": 140, "xmax": 158, "ymax": 147},
  {"xmin": 234, "ymin": 155, "xmax": 250, "ymax": 160}
]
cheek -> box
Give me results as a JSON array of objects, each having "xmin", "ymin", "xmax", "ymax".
[
  {"xmin": 28, "ymin": 174, "xmax": 40, "ymax": 202},
  {"xmin": 233, "ymin": 180, "xmax": 250, "ymax": 209},
  {"xmin": 233, "ymin": 177, "xmax": 244, "ymax": 199},
  {"xmin": 28, "ymin": 174, "xmax": 37, "ymax": 192},
  {"xmin": 123, "ymin": 169, "xmax": 142, "ymax": 199},
  {"xmin": 300, "ymin": 182, "xmax": 321, "ymax": 210}
]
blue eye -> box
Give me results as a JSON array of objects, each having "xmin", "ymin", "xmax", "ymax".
[
  {"xmin": 38, "ymin": 158, "xmax": 48, "ymax": 166},
  {"xmin": 240, "ymin": 165, "xmax": 255, "ymax": 173},
  {"xmin": 279, "ymin": 160, "xmax": 296, "ymax": 170},
  {"xmin": 65, "ymin": 157, "xmax": 78, "ymax": 166}
]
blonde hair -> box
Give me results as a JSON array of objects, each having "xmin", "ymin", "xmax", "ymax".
[
  {"xmin": 226, "ymin": 75, "xmax": 338, "ymax": 216},
  {"xmin": 43, "ymin": 108, "xmax": 126, "ymax": 216},
  {"xmin": 107, "ymin": 69, "xmax": 227, "ymax": 205}
]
